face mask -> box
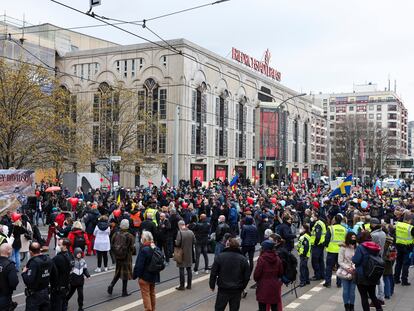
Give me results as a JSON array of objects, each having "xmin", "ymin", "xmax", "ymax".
[
  {"xmin": 299, "ymin": 229, "xmax": 305, "ymax": 235},
  {"xmin": 350, "ymin": 240, "xmax": 357, "ymax": 245},
  {"xmin": 55, "ymin": 245, "xmax": 61, "ymax": 253},
  {"xmin": 310, "ymin": 217, "xmax": 315, "ymax": 222}
]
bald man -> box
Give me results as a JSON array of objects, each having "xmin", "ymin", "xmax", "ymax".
[{"xmin": 0, "ymin": 243, "xmax": 19, "ymax": 309}]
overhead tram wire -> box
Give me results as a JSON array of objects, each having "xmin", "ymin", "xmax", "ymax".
[
  {"xmin": 50, "ymin": 0, "xmax": 314, "ymax": 117},
  {"xmin": 0, "ymin": 54, "xmax": 286, "ymax": 135}
]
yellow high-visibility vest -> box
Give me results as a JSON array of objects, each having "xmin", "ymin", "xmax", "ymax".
[
  {"xmin": 310, "ymin": 220, "xmax": 326, "ymax": 246},
  {"xmin": 297, "ymin": 233, "xmax": 311, "ymax": 258},
  {"xmin": 326, "ymin": 224, "xmax": 347, "ymax": 254},
  {"xmin": 395, "ymin": 222, "xmax": 414, "ymax": 245}
]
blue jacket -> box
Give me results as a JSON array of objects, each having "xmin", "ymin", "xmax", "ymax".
[
  {"xmin": 241, "ymin": 217, "xmax": 258, "ymax": 247},
  {"xmin": 133, "ymin": 245, "xmax": 160, "ymax": 284},
  {"xmin": 352, "ymin": 241, "xmax": 381, "ymax": 285},
  {"xmin": 278, "ymin": 222, "xmax": 296, "ymax": 252}
]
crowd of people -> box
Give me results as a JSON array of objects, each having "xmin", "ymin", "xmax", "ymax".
[{"xmin": 0, "ymin": 177, "xmax": 413, "ymax": 311}]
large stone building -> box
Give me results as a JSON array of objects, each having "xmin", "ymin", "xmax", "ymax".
[
  {"xmin": 315, "ymin": 83, "xmax": 409, "ymax": 179},
  {"xmin": 1, "ymin": 16, "xmax": 328, "ymax": 187}
]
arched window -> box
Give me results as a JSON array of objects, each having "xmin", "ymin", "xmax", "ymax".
[
  {"xmin": 215, "ymin": 90, "xmax": 229, "ymax": 157},
  {"xmin": 293, "ymin": 118, "xmax": 299, "ymax": 162},
  {"xmin": 92, "ymin": 82, "xmax": 119, "ymax": 155},
  {"xmin": 191, "ymin": 83, "xmax": 207, "ymax": 155},
  {"xmin": 235, "ymin": 96, "xmax": 247, "ymax": 158}
]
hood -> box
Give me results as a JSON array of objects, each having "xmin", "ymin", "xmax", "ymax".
[
  {"xmin": 71, "ymin": 228, "xmax": 84, "ymax": 235},
  {"xmin": 361, "ymin": 241, "xmax": 381, "ymax": 254},
  {"xmin": 260, "ymin": 250, "xmax": 279, "ymax": 264},
  {"xmin": 97, "ymin": 221, "xmax": 109, "ymax": 231},
  {"xmin": 245, "ymin": 216, "xmax": 253, "ymax": 225}
]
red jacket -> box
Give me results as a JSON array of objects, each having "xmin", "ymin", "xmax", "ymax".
[
  {"xmin": 254, "ymin": 250, "xmax": 284, "ymax": 309},
  {"xmin": 55, "ymin": 213, "xmax": 65, "ymax": 228},
  {"xmin": 67, "ymin": 229, "xmax": 89, "ymax": 253}
]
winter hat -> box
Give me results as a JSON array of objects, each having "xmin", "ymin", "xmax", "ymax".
[
  {"xmin": 264, "ymin": 229, "xmax": 273, "ymax": 239},
  {"xmin": 73, "ymin": 221, "xmax": 83, "ymax": 230},
  {"xmin": 120, "ymin": 219, "xmax": 130, "ymax": 230},
  {"xmin": 74, "ymin": 247, "xmax": 83, "ymax": 257},
  {"xmin": 261, "ymin": 240, "xmax": 275, "ymax": 251}
]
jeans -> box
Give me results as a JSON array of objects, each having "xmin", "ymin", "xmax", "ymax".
[
  {"xmin": 394, "ymin": 244, "xmax": 412, "ymax": 283},
  {"xmin": 215, "ymin": 289, "xmax": 242, "ymax": 311},
  {"xmin": 259, "ymin": 302, "xmax": 278, "ymax": 311},
  {"xmin": 35, "ymin": 211, "xmax": 45, "ymax": 226},
  {"xmin": 96, "ymin": 250, "xmax": 108, "ymax": 268},
  {"xmin": 299, "ymin": 256, "xmax": 309, "ymax": 284},
  {"xmin": 67, "ymin": 285, "xmax": 84, "ymax": 309},
  {"xmin": 11, "ymin": 248, "xmax": 20, "ymax": 271},
  {"xmin": 215, "ymin": 242, "xmax": 225, "ymax": 257},
  {"xmin": 357, "ymin": 284, "xmax": 382, "ymax": 311},
  {"xmin": 341, "ymin": 279, "xmax": 356, "ymax": 304},
  {"xmin": 383, "ymin": 275, "xmax": 394, "ymax": 298},
  {"xmin": 241, "ymin": 245, "xmax": 255, "ymax": 275},
  {"xmin": 194, "ymin": 243, "xmax": 209, "ymax": 271},
  {"xmin": 138, "ymin": 279, "xmax": 156, "ymax": 311},
  {"xmin": 376, "ymin": 277, "xmax": 384, "ymax": 301},
  {"xmin": 311, "ymin": 245, "xmax": 325, "ymax": 279},
  {"xmin": 179, "ymin": 267, "xmax": 192, "ymax": 288},
  {"xmin": 325, "ymin": 252, "xmax": 341, "ymax": 286}
]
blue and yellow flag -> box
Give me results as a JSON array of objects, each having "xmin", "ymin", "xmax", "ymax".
[{"xmin": 329, "ymin": 175, "xmax": 353, "ymax": 198}]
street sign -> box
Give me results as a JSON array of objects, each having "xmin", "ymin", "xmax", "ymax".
[
  {"xmin": 96, "ymin": 158, "xmax": 109, "ymax": 166},
  {"xmin": 110, "ymin": 156, "xmax": 122, "ymax": 162},
  {"xmin": 257, "ymin": 161, "xmax": 265, "ymax": 171},
  {"xmin": 90, "ymin": 0, "xmax": 101, "ymax": 8}
]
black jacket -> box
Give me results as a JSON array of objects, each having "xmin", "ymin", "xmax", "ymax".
[
  {"xmin": 157, "ymin": 218, "xmax": 171, "ymax": 242},
  {"xmin": 209, "ymin": 248, "xmax": 250, "ymax": 291},
  {"xmin": 84, "ymin": 209, "xmax": 100, "ymax": 234},
  {"xmin": 140, "ymin": 220, "xmax": 157, "ymax": 241},
  {"xmin": 190, "ymin": 220, "xmax": 211, "ymax": 245},
  {"xmin": 51, "ymin": 251, "xmax": 74, "ymax": 290},
  {"xmin": 278, "ymin": 222, "xmax": 296, "ymax": 252},
  {"xmin": 215, "ymin": 222, "xmax": 231, "ymax": 242},
  {"xmin": 241, "ymin": 220, "xmax": 258, "ymax": 247},
  {"xmin": 22, "ymin": 254, "xmax": 57, "ymax": 291},
  {"xmin": 0, "ymin": 256, "xmax": 19, "ymax": 296}
]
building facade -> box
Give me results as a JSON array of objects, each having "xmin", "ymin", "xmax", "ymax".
[{"xmin": 317, "ymin": 84, "xmax": 409, "ymax": 178}]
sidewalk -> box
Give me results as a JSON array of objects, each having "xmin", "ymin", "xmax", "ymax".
[{"xmin": 285, "ymin": 268, "xmax": 414, "ymax": 311}]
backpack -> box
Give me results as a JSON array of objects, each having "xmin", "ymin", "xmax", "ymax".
[
  {"xmin": 147, "ymin": 247, "xmax": 166, "ymax": 272},
  {"xmin": 277, "ymin": 249, "xmax": 298, "ymax": 284},
  {"xmin": 111, "ymin": 232, "xmax": 128, "ymax": 260},
  {"xmin": 73, "ymin": 233, "xmax": 86, "ymax": 251},
  {"xmin": 363, "ymin": 253, "xmax": 385, "ymax": 283}
]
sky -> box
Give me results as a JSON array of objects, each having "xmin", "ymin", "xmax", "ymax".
[{"xmin": 3, "ymin": 0, "xmax": 414, "ymax": 119}]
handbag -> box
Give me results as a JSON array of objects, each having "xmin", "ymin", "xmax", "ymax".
[
  {"xmin": 173, "ymin": 231, "xmax": 183, "ymax": 264},
  {"xmin": 336, "ymin": 267, "xmax": 353, "ymax": 280}
]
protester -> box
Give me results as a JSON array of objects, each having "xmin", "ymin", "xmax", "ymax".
[
  {"xmin": 67, "ymin": 247, "xmax": 90, "ymax": 311},
  {"xmin": 133, "ymin": 231, "xmax": 160, "ymax": 311},
  {"xmin": 190, "ymin": 213, "xmax": 211, "ymax": 274},
  {"xmin": 93, "ymin": 215, "xmax": 111, "ymax": 272},
  {"xmin": 210, "ymin": 238, "xmax": 250, "ymax": 311},
  {"xmin": 338, "ymin": 232, "xmax": 357, "ymax": 311},
  {"xmin": 240, "ymin": 215, "xmax": 258, "ymax": 275},
  {"xmin": 175, "ymin": 220, "xmax": 196, "ymax": 290},
  {"xmin": 0, "ymin": 243, "xmax": 19, "ymax": 310},
  {"xmin": 68, "ymin": 221, "xmax": 89, "ymax": 254}
]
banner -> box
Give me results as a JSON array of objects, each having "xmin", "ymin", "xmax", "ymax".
[{"xmin": 0, "ymin": 170, "xmax": 35, "ymax": 212}]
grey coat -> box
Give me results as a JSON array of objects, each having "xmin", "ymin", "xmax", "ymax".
[
  {"xmin": 371, "ymin": 228, "xmax": 386, "ymax": 256},
  {"xmin": 175, "ymin": 228, "xmax": 195, "ymax": 268}
]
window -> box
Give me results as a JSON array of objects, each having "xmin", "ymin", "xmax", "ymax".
[
  {"xmin": 159, "ymin": 123, "xmax": 166, "ymax": 154},
  {"xmin": 72, "ymin": 63, "xmax": 100, "ymax": 80},
  {"xmin": 162, "ymin": 56, "xmax": 167, "ymax": 67},
  {"xmin": 349, "ymin": 106, "xmax": 354, "ymax": 111},
  {"xmin": 303, "ymin": 123, "xmax": 308, "ymax": 163},
  {"xmin": 139, "ymin": 58, "xmax": 143, "ymax": 69},
  {"xmin": 377, "ymin": 114, "xmax": 382, "ymax": 120},
  {"xmin": 159, "ymin": 89, "xmax": 167, "ymax": 119},
  {"xmin": 216, "ymin": 93, "xmax": 228, "ymax": 157},
  {"xmin": 369, "ymin": 105, "xmax": 374, "ymax": 111},
  {"xmin": 124, "ymin": 60, "xmax": 128, "ymax": 78},
  {"xmin": 131, "ymin": 59, "xmax": 135, "ymax": 78},
  {"xmin": 235, "ymin": 100, "xmax": 246, "ymax": 158},
  {"xmin": 293, "ymin": 119, "xmax": 299, "ymax": 162},
  {"xmin": 115, "ymin": 58, "xmax": 143, "ymax": 79},
  {"xmin": 377, "ymin": 105, "xmax": 382, "ymax": 111},
  {"xmin": 330, "ymin": 115, "xmax": 335, "ymax": 120},
  {"xmin": 330, "ymin": 106, "xmax": 335, "ymax": 112},
  {"xmin": 369, "ymin": 114, "xmax": 374, "ymax": 119}
]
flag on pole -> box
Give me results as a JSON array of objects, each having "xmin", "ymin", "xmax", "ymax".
[
  {"xmin": 329, "ymin": 175, "xmax": 353, "ymax": 198},
  {"xmin": 229, "ymin": 174, "xmax": 239, "ymax": 187},
  {"xmin": 289, "ymin": 182, "xmax": 297, "ymax": 193},
  {"xmin": 373, "ymin": 179, "xmax": 382, "ymax": 194},
  {"xmin": 161, "ymin": 175, "xmax": 170, "ymax": 186},
  {"xmin": 117, "ymin": 193, "xmax": 121, "ymax": 204}
]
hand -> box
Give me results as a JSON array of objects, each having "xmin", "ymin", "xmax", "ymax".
[
  {"xmin": 210, "ymin": 288, "xmax": 215, "ymax": 292},
  {"xmin": 22, "ymin": 266, "xmax": 28, "ymax": 273}
]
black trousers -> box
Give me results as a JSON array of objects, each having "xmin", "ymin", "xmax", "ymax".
[
  {"xmin": 215, "ymin": 289, "xmax": 242, "ymax": 311},
  {"xmin": 26, "ymin": 289, "xmax": 50, "ymax": 311},
  {"xmin": 357, "ymin": 284, "xmax": 382, "ymax": 311},
  {"xmin": 179, "ymin": 267, "xmax": 192, "ymax": 287},
  {"xmin": 311, "ymin": 245, "xmax": 325, "ymax": 279},
  {"xmin": 394, "ymin": 244, "xmax": 412, "ymax": 283},
  {"xmin": 259, "ymin": 302, "xmax": 278, "ymax": 311},
  {"xmin": 96, "ymin": 250, "xmax": 108, "ymax": 268},
  {"xmin": 241, "ymin": 245, "xmax": 255, "ymax": 275},
  {"xmin": 67, "ymin": 285, "xmax": 84, "ymax": 308},
  {"xmin": 299, "ymin": 255, "xmax": 309, "ymax": 284},
  {"xmin": 194, "ymin": 243, "xmax": 209, "ymax": 271}
]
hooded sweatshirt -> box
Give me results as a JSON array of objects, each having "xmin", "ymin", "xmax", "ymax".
[{"xmin": 352, "ymin": 241, "xmax": 381, "ymax": 285}]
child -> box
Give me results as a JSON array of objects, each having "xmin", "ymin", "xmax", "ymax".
[
  {"xmin": 297, "ymin": 224, "xmax": 311, "ymax": 287},
  {"xmin": 67, "ymin": 247, "xmax": 90, "ymax": 311},
  {"xmin": 383, "ymin": 234, "xmax": 396, "ymax": 299}
]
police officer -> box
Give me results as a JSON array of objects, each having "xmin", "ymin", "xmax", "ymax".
[
  {"xmin": 297, "ymin": 224, "xmax": 311, "ymax": 287},
  {"xmin": 394, "ymin": 212, "xmax": 414, "ymax": 286},
  {"xmin": 22, "ymin": 242, "xmax": 57, "ymax": 311},
  {"xmin": 324, "ymin": 214, "xmax": 346, "ymax": 288},
  {"xmin": 310, "ymin": 212, "xmax": 326, "ymax": 281},
  {"xmin": 51, "ymin": 238, "xmax": 74, "ymax": 311},
  {"xmin": 0, "ymin": 244, "xmax": 19, "ymax": 310}
]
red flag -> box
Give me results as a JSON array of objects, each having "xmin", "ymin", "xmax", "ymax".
[
  {"xmin": 317, "ymin": 186, "xmax": 321, "ymax": 195},
  {"xmin": 289, "ymin": 182, "xmax": 297, "ymax": 193}
]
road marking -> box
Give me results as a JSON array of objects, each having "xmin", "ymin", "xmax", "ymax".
[
  {"xmin": 299, "ymin": 294, "xmax": 312, "ymax": 300},
  {"xmin": 286, "ymin": 302, "xmax": 301, "ymax": 308},
  {"xmin": 112, "ymin": 274, "xmax": 211, "ymax": 311},
  {"xmin": 310, "ymin": 286, "xmax": 323, "ymax": 292}
]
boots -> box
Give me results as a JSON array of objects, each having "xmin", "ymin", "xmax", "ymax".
[
  {"xmin": 122, "ymin": 280, "xmax": 130, "ymax": 297},
  {"xmin": 349, "ymin": 304, "xmax": 354, "ymax": 311},
  {"xmin": 344, "ymin": 304, "xmax": 349, "ymax": 311},
  {"xmin": 107, "ymin": 284, "xmax": 113, "ymax": 295},
  {"xmin": 187, "ymin": 270, "xmax": 192, "ymax": 289}
]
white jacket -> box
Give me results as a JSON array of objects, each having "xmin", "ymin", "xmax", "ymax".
[{"xmin": 93, "ymin": 226, "xmax": 111, "ymax": 251}]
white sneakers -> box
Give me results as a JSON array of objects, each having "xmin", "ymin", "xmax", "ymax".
[
  {"xmin": 94, "ymin": 268, "xmax": 101, "ymax": 273},
  {"xmin": 104, "ymin": 267, "xmax": 108, "ymax": 272}
]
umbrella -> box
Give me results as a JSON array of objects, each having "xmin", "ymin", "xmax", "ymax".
[{"xmin": 45, "ymin": 186, "xmax": 61, "ymax": 193}]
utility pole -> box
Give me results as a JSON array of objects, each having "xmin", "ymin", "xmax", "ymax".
[{"xmin": 173, "ymin": 105, "xmax": 180, "ymax": 187}]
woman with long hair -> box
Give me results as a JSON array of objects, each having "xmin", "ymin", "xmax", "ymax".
[{"xmin": 338, "ymin": 232, "xmax": 357, "ymax": 311}]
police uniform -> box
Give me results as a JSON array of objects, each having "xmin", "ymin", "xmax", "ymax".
[
  {"xmin": 324, "ymin": 224, "xmax": 346, "ymax": 287},
  {"xmin": 51, "ymin": 250, "xmax": 74, "ymax": 311},
  {"xmin": 0, "ymin": 255, "xmax": 19, "ymax": 310},
  {"xmin": 297, "ymin": 232, "xmax": 311, "ymax": 286},
  {"xmin": 22, "ymin": 254, "xmax": 56, "ymax": 311},
  {"xmin": 394, "ymin": 221, "xmax": 414, "ymax": 285},
  {"xmin": 310, "ymin": 219, "xmax": 326, "ymax": 280}
]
